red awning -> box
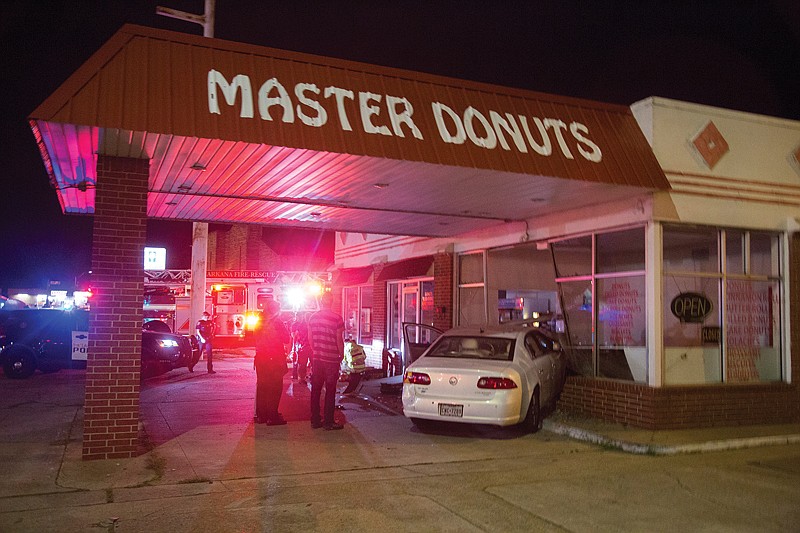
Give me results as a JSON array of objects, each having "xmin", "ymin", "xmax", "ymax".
[
  {"xmin": 376, "ymin": 256, "xmax": 434, "ymax": 281},
  {"xmin": 333, "ymin": 266, "xmax": 374, "ymax": 286}
]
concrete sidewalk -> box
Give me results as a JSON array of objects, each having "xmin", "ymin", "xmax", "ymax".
[
  {"xmin": 2, "ymin": 350, "xmax": 799, "ymax": 497},
  {"xmin": 2, "ymin": 354, "xmax": 800, "ymax": 532},
  {"xmin": 63, "ymin": 364, "xmax": 800, "ymax": 491}
]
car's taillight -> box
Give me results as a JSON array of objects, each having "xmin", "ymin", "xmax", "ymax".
[
  {"xmin": 403, "ymin": 371, "xmax": 431, "ymax": 385},
  {"xmin": 476, "ymin": 377, "xmax": 518, "ymax": 389}
]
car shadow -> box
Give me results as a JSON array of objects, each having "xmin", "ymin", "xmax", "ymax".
[
  {"xmin": 408, "ymin": 402, "xmax": 558, "ymax": 440},
  {"xmin": 409, "ymin": 419, "xmax": 531, "ymax": 439}
]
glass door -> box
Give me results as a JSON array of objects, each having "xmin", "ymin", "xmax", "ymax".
[
  {"xmin": 400, "ymin": 284, "xmax": 420, "ymax": 371},
  {"xmin": 387, "ymin": 282, "xmax": 421, "ymax": 352}
]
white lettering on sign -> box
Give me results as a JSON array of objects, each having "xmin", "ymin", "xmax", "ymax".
[
  {"xmin": 207, "ymin": 70, "xmax": 602, "ymax": 163},
  {"xmin": 208, "ymin": 71, "xmax": 253, "ymax": 118},
  {"xmin": 323, "ymin": 86, "xmax": 355, "ymax": 131},
  {"xmin": 360, "ymin": 92, "xmax": 392, "ymax": 136},
  {"xmin": 258, "ymin": 77, "xmax": 294, "ymax": 122},
  {"xmin": 386, "ymin": 95, "xmax": 423, "ymax": 139},
  {"xmin": 295, "ymin": 83, "xmax": 326, "ymax": 127},
  {"xmin": 72, "ymin": 331, "xmax": 89, "ymax": 361},
  {"xmin": 432, "ymin": 102, "xmax": 601, "ymax": 162},
  {"xmin": 521, "ymin": 116, "xmax": 552, "ymax": 156}
]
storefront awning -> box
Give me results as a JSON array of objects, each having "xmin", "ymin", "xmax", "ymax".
[
  {"xmin": 333, "ymin": 266, "xmax": 374, "ymax": 286},
  {"xmin": 376, "ymin": 256, "xmax": 434, "ymax": 281},
  {"xmin": 30, "ymin": 24, "xmax": 669, "ymax": 238}
]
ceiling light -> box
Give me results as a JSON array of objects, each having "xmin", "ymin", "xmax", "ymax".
[
  {"xmin": 177, "ymin": 183, "xmax": 193, "ymax": 191},
  {"xmin": 373, "ymin": 183, "xmax": 389, "ymax": 189},
  {"xmin": 310, "ymin": 212, "xmax": 322, "ymax": 217},
  {"xmin": 190, "ymin": 163, "xmax": 207, "ymax": 171}
]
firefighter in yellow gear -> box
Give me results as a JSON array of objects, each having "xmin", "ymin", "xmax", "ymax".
[{"xmin": 342, "ymin": 339, "xmax": 367, "ymax": 394}]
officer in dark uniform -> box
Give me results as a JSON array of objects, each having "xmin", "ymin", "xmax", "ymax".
[{"xmin": 195, "ymin": 311, "xmax": 216, "ymax": 374}]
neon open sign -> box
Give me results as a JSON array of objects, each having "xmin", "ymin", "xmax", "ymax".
[{"xmin": 670, "ymin": 292, "xmax": 713, "ymax": 323}]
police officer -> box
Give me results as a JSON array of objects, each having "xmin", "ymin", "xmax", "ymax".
[{"xmin": 195, "ymin": 311, "xmax": 216, "ymax": 374}]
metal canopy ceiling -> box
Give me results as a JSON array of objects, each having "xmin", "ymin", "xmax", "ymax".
[{"xmin": 30, "ymin": 25, "xmax": 668, "ymax": 238}]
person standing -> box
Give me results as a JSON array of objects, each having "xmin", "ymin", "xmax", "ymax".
[
  {"xmin": 291, "ymin": 313, "xmax": 311, "ymax": 385},
  {"xmin": 195, "ymin": 311, "xmax": 216, "ymax": 374},
  {"xmin": 254, "ymin": 299, "xmax": 291, "ymax": 425},
  {"xmin": 307, "ymin": 292, "xmax": 345, "ymax": 430}
]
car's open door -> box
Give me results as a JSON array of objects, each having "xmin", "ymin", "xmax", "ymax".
[{"xmin": 402, "ymin": 322, "xmax": 443, "ymax": 372}]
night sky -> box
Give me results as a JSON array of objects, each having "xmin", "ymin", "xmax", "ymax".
[{"xmin": 1, "ymin": 0, "xmax": 798, "ymax": 290}]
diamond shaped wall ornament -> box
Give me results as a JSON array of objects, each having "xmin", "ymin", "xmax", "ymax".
[
  {"xmin": 793, "ymin": 144, "xmax": 800, "ymax": 176},
  {"xmin": 691, "ymin": 121, "xmax": 729, "ymax": 170}
]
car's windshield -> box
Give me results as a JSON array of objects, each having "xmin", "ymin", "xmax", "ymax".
[
  {"xmin": 143, "ymin": 319, "xmax": 172, "ymax": 333},
  {"xmin": 426, "ymin": 335, "xmax": 514, "ymax": 361}
]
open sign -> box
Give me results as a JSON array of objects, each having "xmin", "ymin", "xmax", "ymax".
[{"xmin": 670, "ymin": 293, "xmax": 713, "ymax": 323}]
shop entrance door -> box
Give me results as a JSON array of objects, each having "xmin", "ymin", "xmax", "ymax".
[
  {"xmin": 402, "ymin": 285, "xmax": 420, "ymax": 327},
  {"xmin": 387, "ymin": 280, "xmax": 434, "ymax": 374}
]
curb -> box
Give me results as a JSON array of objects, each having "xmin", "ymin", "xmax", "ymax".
[{"xmin": 543, "ymin": 420, "xmax": 800, "ymax": 455}]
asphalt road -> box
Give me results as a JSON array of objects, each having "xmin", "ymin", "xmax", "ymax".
[{"xmin": 1, "ymin": 357, "xmax": 799, "ymax": 532}]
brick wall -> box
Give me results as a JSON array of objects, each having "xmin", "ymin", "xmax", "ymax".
[
  {"xmin": 84, "ymin": 156, "xmax": 148, "ymax": 459},
  {"xmin": 556, "ymin": 232, "xmax": 800, "ymax": 429},
  {"xmin": 558, "ymin": 378, "xmax": 799, "ymax": 429}
]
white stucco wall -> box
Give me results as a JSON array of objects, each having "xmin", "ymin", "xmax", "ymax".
[{"xmin": 632, "ymin": 96, "xmax": 800, "ymax": 231}]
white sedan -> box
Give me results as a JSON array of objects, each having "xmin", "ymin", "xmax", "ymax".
[{"xmin": 402, "ymin": 324, "xmax": 566, "ymax": 432}]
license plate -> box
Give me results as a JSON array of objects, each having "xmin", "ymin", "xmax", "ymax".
[{"xmin": 438, "ymin": 403, "xmax": 463, "ymax": 417}]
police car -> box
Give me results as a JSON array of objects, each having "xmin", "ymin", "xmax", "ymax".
[{"xmin": 0, "ymin": 308, "xmax": 199, "ymax": 378}]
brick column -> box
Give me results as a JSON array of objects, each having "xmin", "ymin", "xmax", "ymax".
[
  {"xmin": 83, "ymin": 156, "xmax": 148, "ymax": 460},
  {"xmin": 372, "ymin": 264, "xmax": 388, "ymax": 372},
  {"xmin": 433, "ymin": 253, "xmax": 453, "ymax": 331}
]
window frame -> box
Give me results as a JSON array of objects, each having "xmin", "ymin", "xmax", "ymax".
[
  {"xmin": 661, "ymin": 224, "xmax": 784, "ymax": 384},
  {"xmin": 552, "ymin": 226, "xmax": 648, "ymax": 382}
]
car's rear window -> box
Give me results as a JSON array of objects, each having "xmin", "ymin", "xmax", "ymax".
[{"xmin": 426, "ymin": 336, "xmax": 514, "ymax": 361}]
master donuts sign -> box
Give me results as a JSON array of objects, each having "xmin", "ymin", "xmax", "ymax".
[{"xmin": 205, "ymin": 68, "xmax": 603, "ymax": 167}]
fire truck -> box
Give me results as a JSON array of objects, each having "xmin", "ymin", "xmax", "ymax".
[{"xmin": 144, "ymin": 270, "xmax": 329, "ymax": 340}]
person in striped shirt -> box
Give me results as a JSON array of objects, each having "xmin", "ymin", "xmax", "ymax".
[{"xmin": 308, "ymin": 292, "xmax": 345, "ymax": 430}]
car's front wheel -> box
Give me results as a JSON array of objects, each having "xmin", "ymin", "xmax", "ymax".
[
  {"xmin": 521, "ymin": 388, "xmax": 541, "ymax": 433},
  {"xmin": 2, "ymin": 345, "xmax": 38, "ymax": 379}
]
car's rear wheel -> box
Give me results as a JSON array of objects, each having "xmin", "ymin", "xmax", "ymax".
[
  {"xmin": 521, "ymin": 388, "xmax": 541, "ymax": 433},
  {"xmin": 2, "ymin": 345, "xmax": 37, "ymax": 379}
]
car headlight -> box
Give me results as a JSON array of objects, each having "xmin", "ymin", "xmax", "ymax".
[{"xmin": 158, "ymin": 339, "xmax": 179, "ymax": 348}]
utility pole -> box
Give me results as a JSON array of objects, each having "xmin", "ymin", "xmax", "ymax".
[
  {"xmin": 156, "ymin": 1, "xmax": 215, "ymax": 337},
  {"xmin": 156, "ymin": 0, "xmax": 215, "ymax": 37}
]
